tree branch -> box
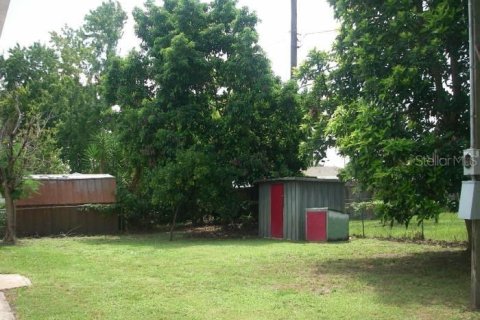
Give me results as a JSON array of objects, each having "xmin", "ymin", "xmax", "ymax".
[{"xmin": 11, "ymin": 96, "xmax": 23, "ymax": 137}]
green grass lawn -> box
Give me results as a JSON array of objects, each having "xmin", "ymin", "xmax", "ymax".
[
  {"xmin": 350, "ymin": 212, "xmax": 468, "ymax": 242},
  {"xmin": 0, "ymin": 233, "xmax": 476, "ymax": 320}
]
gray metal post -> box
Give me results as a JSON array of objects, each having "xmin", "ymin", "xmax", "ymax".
[{"xmin": 290, "ymin": 0, "xmax": 297, "ymax": 78}]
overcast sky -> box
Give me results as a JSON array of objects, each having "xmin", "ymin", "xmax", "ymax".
[{"xmin": 0, "ymin": 0, "xmax": 338, "ymax": 80}]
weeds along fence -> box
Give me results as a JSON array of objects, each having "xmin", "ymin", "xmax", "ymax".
[
  {"xmin": 346, "ymin": 198, "xmax": 433, "ymax": 240},
  {"xmin": 346, "ymin": 197, "xmax": 375, "ymax": 239}
]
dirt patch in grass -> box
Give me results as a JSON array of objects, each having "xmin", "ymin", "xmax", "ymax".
[
  {"xmin": 121, "ymin": 222, "xmax": 259, "ymax": 240},
  {"xmin": 271, "ymin": 282, "xmax": 336, "ymax": 296},
  {"xmin": 351, "ymin": 235, "xmax": 468, "ymax": 249},
  {"xmin": 181, "ymin": 224, "xmax": 258, "ymax": 239},
  {"xmin": 270, "ymin": 268, "xmax": 341, "ymax": 296}
]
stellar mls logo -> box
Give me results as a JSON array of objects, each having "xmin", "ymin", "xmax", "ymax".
[{"xmin": 413, "ymin": 153, "xmax": 472, "ymax": 167}]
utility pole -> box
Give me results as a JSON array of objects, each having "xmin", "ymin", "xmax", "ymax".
[
  {"xmin": 290, "ymin": 0, "xmax": 297, "ymax": 79},
  {"xmin": 469, "ymin": 0, "xmax": 480, "ymax": 309},
  {"xmin": 460, "ymin": 0, "xmax": 480, "ymax": 310}
]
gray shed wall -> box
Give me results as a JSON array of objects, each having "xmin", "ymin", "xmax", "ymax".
[
  {"xmin": 258, "ymin": 179, "xmax": 345, "ymax": 241},
  {"xmin": 258, "ymin": 183, "xmax": 271, "ymax": 238},
  {"xmin": 284, "ymin": 182, "xmax": 298, "ymax": 240}
]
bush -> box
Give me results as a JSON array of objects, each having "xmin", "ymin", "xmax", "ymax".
[{"xmin": 348, "ymin": 200, "xmax": 383, "ymax": 220}]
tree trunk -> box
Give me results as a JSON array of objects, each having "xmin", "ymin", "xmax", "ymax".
[
  {"xmin": 169, "ymin": 206, "xmax": 179, "ymax": 241},
  {"xmin": 3, "ymin": 184, "xmax": 16, "ymax": 244}
]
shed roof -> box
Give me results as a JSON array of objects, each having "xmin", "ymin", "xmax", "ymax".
[
  {"xmin": 256, "ymin": 177, "xmax": 343, "ymax": 184},
  {"xmin": 30, "ymin": 173, "xmax": 114, "ymax": 180}
]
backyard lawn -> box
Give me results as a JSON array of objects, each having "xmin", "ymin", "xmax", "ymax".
[{"xmin": 0, "ymin": 231, "xmax": 476, "ymax": 320}]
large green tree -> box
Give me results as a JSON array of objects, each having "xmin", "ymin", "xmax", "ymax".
[
  {"xmin": 325, "ymin": 0, "xmax": 469, "ymax": 225},
  {"xmin": 0, "ymin": 44, "xmax": 69, "ymax": 243},
  {"xmin": 105, "ymin": 0, "xmax": 305, "ymax": 227},
  {"xmin": 49, "ymin": 1, "xmax": 127, "ymax": 172}
]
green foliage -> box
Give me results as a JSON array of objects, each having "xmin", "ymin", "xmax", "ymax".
[
  {"xmin": 78, "ymin": 203, "xmax": 116, "ymax": 215},
  {"xmin": 27, "ymin": 128, "xmax": 70, "ymax": 174},
  {"xmin": 81, "ymin": 0, "xmax": 127, "ymax": 75},
  {"xmin": 324, "ymin": 0, "xmax": 469, "ymax": 225},
  {"xmin": 348, "ymin": 200, "xmax": 384, "ymax": 216},
  {"xmin": 0, "ymin": 72, "xmax": 67, "ymax": 242},
  {"xmin": 106, "ymin": 0, "xmax": 306, "ymax": 225},
  {"xmin": 50, "ymin": 1, "xmax": 127, "ymax": 83},
  {"xmin": 49, "ymin": 1, "xmax": 127, "ymax": 172},
  {"xmin": 296, "ymin": 50, "xmax": 336, "ymax": 165},
  {"xmin": 0, "ymin": 84, "xmax": 67, "ymax": 200},
  {"xmin": 150, "ymin": 147, "xmax": 241, "ymax": 224},
  {"xmin": 53, "ymin": 83, "xmax": 104, "ymax": 172},
  {"xmin": 84, "ymin": 129, "xmax": 121, "ymax": 174},
  {"xmin": 15, "ymin": 178, "xmax": 41, "ymax": 201}
]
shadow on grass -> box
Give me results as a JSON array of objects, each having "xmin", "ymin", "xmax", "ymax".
[
  {"xmin": 316, "ymin": 249, "xmax": 471, "ymax": 309},
  {"xmin": 75, "ymin": 232, "xmax": 292, "ymax": 249}
]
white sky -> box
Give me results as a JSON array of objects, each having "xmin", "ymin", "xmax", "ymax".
[
  {"xmin": 0, "ymin": 0, "xmax": 344, "ymax": 167},
  {"xmin": 0, "ymin": 0, "xmax": 338, "ymax": 80}
]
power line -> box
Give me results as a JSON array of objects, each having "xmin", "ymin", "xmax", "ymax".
[
  {"xmin": 297, "ymin": 29, "xmax": 339, "ymax": 48},
  {"xmin": 264, "ymin": 29, "xmax": 338, "ymax": 47},
  {"xmin": 302, "ymin": 28, "xmax": 339, "ymax": 36}
]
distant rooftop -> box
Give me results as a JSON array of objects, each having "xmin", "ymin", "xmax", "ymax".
[
  {"xmin": 30, "ymin": 173, "xmax": 114, "ymax": 180},
  {"xmin": 256, "ymin": 176, "xmax": 342, "ymax": 184},
  {"xmin": 302, "ymin": 166, "xmax": 340, "ymax": 181}
]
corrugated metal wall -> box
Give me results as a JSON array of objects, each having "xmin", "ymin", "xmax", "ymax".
[
  {"xmin": 16, "ymin": 177, "xmax": 116, "ymax": 207},
  {"xmin": 258, "ymin": 183, "xmax": 271, "ymax": 238},
  {"xmin": 14, "ymin": 175, "xmax": 118, "ymax": 236},
  {"xmin": 283, "ymin": 182, "xmax": 297, "ymax": 240},
  {"xmin": 258, "ymin": 179, "xmax": 345, "ymax": 241},
  {"xmin": 16, "ymin": 206, "xmax": 119, "ymax": 236}
]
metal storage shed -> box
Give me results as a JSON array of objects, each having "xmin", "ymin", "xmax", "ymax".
[
  {"xmin": 15, "ymin": 174, "xmax": 118, "ymax": 236},
  {"xmin": 258, "ymin": 177, "xmax": 345, "ymax": 241}
]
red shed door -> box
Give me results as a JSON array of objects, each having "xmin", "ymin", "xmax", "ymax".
[
  {"xmin": 306, "ymin": 211, "xmax": 327, "ymax": 241},
  {"xmin": 270, "ymin": 183, "xmax": 284, "ymax": 238}
]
